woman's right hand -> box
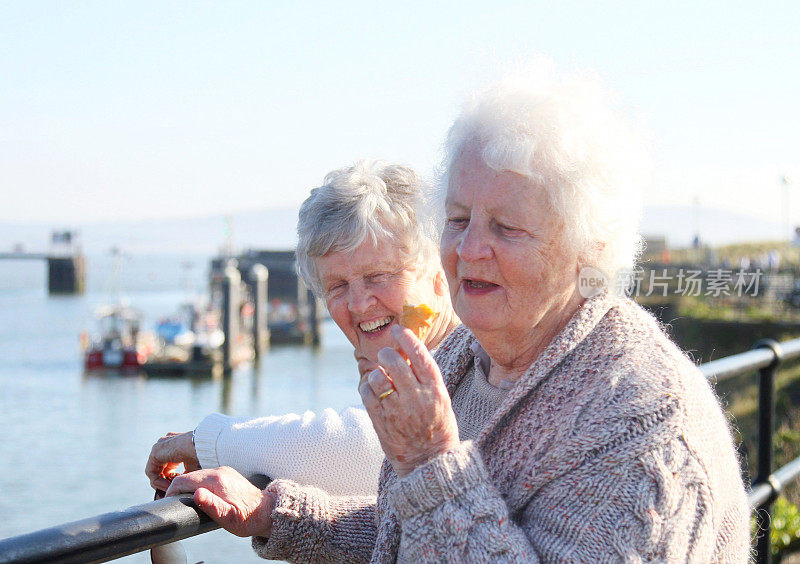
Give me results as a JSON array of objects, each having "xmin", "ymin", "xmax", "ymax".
[{"xmin": 146, "ymin": 431, "xmax": 201, "ymax": 491}]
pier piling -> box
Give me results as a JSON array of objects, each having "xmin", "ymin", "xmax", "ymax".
[
  {"xmin": 221, "ymin": 264, "xmax": 241, "ymax": 374},
  {"xmin": 251, "ymin": 264, "xmax": 270, "ymax": 358},
  {"xmin": 47, "ymin": 256, "xmax": 86, "ymax": 294}
]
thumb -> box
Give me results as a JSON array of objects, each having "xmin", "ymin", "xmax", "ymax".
[{"xmin": 194, "ymin": 487, "xmax": 236, "ymax": 525}]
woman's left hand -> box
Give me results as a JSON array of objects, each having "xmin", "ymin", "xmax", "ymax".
[{"xmin": 359, "ymin": 325, "xmax": 460, "ymax": 478}]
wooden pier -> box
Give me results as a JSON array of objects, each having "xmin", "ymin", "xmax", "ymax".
[
  {"xmin": 210, "ymin": 250, "xmax": 323, "ymax": 348},
  {"xmin": 0, "ymin": 241, "xmax": 86, "ymax": 294}
]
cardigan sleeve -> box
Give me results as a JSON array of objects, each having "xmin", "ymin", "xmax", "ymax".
[
  {"xmin": 389, "ymin": 441, "xmax": 539, "ymax": 562},
  {"xmin": 252, "ymin": 479, "xmax": 378, "ymax": 563},
  {"xmin": 193, "ymin": 407, "xmax": 384, "ymax": 496},
  {"xmin": 388, "ymin": 437, "xmax": 748, "ymax": 562}
]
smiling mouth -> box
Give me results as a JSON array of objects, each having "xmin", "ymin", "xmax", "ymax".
[{"xmin": 359, "ymin": 316, "xmax": 394, "ymax": 333}]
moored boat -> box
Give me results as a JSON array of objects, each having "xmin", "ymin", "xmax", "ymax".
[{"xmin": 83, "ymin": 305, "xmax": 151, "ymax": 372}]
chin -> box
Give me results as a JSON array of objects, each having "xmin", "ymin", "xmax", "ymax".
[{"xmin": 458, "ymin": 309, "xmax": 498, "ymax": 331}]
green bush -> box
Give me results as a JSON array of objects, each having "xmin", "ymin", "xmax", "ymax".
[{"xmin": 770, "ymin": 497, "xmax": 800, "ymax": 559}]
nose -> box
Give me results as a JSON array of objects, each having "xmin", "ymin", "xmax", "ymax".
[
  {"xmin": 347, "ymin": 284, "xmax": 377, "ymax": 315},
  {"xmin": 456, "ymin": 223, "xmax": 492, "ymax": 262}
]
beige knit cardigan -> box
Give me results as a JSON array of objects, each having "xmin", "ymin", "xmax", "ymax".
[{"xmin": 253, "ymin": 293, "xmax": 751, "ymax": 562}]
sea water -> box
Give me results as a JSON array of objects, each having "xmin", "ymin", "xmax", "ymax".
[{"xmin": 0, "ymin": 254, "xmax": 360, "ymax": 563}]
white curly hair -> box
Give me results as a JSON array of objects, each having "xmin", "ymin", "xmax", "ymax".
[{"xmin": 440, "ymin": 61, "xmax": 648, "ymax": 286}]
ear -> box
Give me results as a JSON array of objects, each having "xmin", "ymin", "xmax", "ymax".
[{"xmin": 433, "ymin": 269, "xmax": 448, "ymax": 297}]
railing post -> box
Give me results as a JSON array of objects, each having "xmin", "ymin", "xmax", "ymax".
[{"xmin": 753, "ymin": 338, "xmax": 783, "ymax": 564}]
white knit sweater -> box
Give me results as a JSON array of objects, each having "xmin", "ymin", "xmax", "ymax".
[
  {"xmin": 192, "ymin": 364, "xmax": 507, "ymax": 496},
  {"xmin": 194, "ymin": 407, "xmax": 385, "ymax": 496}
]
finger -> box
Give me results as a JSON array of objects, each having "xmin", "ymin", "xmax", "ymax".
[
  {"xmin": 359, "ymin": 379, "xmax": 387, "ymax": 424},
  {"xmin": 390, "ymin": 325, "xmax": 443, "ymax": 386},
  {"xmin": 357, "ymin": 357, "xmax": 379, "ymax": 382},
  {"xmin": 184, "ymin": 459, "xmax": 202, "ymax": 473},
  {"xmin": 146, "ymin": 458, "xmax": 177, "ymax": 490},
  {"xmin": 376, "ymin": 346, "xmax": 418, "ymax": 391},
  {"xmin": 367, "ymin": 367, "xmax": 395, "ymax": 398},
  {"xmin": 194, "ymin": 487, "xmax": 237, "ymax": 528},
  {"xmin": 151, "ymin": 475, "xmax": 173, "ymax": 492},
  {"xmin": 359, "ymin": 379, "xmax": 380, "ymax": 411},
  {"xmin": 165, "ymin": 469, "xmax": 211, "ymax": 496},
  {"xmin": 358, "ymin": 379, "xmax": 392, "ymax": 445}
]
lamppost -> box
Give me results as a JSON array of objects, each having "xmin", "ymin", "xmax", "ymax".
[{"xmin": 784, "ymin": 175, "xmax": 793, "ymax": 241}]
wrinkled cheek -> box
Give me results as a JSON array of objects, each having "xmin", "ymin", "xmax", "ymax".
[{"xmin": 439, "ymin": 240, "xmax": 459, "ymax": 287}]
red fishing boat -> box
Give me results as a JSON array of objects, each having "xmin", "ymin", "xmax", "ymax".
[{"xmin": 83, "ymin": 305, "xmax": 150, "ymax": 372}]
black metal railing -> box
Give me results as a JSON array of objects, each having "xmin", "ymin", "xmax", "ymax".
[
  {"xmin": 0, "ymin": 494, "xmax": 216, "ymax": 564},
  {"xmin": 0, "ymin": 475, "xmax": 269, "ymax": 564},
  {"xmin": 702, "ymin": 337, "xmax": 800, "ymax": 564},
  {"xmin": 4, "ymin": 339, "xmax": 800, "ymax": 563}
]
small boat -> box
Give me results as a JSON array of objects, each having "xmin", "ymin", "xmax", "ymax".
[
  {"xmin": 83, "ymin": 305, "xmax": 151, "ymax": 372},
  {"xmin": 143, "ymin": 303, "xmax": 226, "ymax": 377}
]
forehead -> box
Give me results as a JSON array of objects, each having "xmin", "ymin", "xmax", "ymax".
[
  {"xmin": 447, "ymin": 152, "xmax": 548, "ymax": 214},
  {"xmin": 315, "ymin": 240, "xmax": 408, "ymax": 282}
]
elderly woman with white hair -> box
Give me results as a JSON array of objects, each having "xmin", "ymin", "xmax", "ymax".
[
  {"xmin": 168, "ymin": 69, "xmax": 750, "ymax": 562},
  {"xmin": 147, "ymin": 160, "xmax": 460, "ymax": 497}
]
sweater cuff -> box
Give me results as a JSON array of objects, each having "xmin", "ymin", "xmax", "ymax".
[
  {"xmin": 252, "ymin": 479, "xmax": 328, "ymax": 561},
  {"xmin": 390, "ymin": 441, "xmax": 488, "ymax": 520},
  {"xmin": 193, "ymin": 412, "xmax": 231, "ymax": 469}
]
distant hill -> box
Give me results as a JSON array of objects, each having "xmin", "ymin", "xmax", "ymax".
[
  {"xmin": 640, "ymin": 205, "xmax": 785, "ymax": 248},
  {"xmin": 0, "ymin": 205, "xmax": 788, "ymax": 256},
  {"xmin": 0, "ymin": 207, "xmax": 300, "ymax": 255}
]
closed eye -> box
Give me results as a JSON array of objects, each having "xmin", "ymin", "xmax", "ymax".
[
  {"xmin": 495, "ymin": 222, "xmax": 526, "ymax": 237},
  {"xmin": 445, "ymin": 217, "xmax": 468, "ymax": 230},
  {"xmin": 326, "ymin": 282, "xmax": 347, "ymax": 297}
]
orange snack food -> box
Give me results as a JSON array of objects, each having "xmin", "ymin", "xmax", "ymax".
[{"xmin": 399, "ymin": 303, "xmax": 438, "ymax": 340}]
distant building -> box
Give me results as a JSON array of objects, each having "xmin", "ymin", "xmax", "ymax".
[{"xmin": 642, "ymin": 235, "xmax": 668, "ymax": 255}]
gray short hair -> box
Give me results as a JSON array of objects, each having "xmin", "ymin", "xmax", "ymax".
[
  {"xmin": 297, "ymin": 160, "xmax": 439, "ymax": 296},
  {"xmin": 441, "ymin": 64, "xmax": 647, "ymax": 284}
]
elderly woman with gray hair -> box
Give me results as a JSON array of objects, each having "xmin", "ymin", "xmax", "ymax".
[
  {"xmin": 148, "ymin": 160, "xmax": 460, "ymax": 498},
  {"xmin": 168, "ymin": 68, "xmax": 750, "ymax": 562}
]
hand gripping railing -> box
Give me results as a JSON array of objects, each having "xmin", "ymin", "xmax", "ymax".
[
  {"xmin": 4, "ymin": 338, "xmax": 800, "ymax": 563},
  {"xmin": 0, "ymin": 475, "xmax": 270, "ymax": 564}
]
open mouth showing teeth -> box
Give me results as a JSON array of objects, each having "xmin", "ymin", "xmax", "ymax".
[{"xmin": 359, "ymin": 316, "xmax": 394, "ymax": 333}]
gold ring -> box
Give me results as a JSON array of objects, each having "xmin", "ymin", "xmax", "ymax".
[{"xmin": 377, "ymin": 388, "xmax": 395, "ymax": 401}]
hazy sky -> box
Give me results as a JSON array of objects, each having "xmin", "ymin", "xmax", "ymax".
[{"xmin": 1, "ymin": 1, "xmax": 798, "ymax": 224}]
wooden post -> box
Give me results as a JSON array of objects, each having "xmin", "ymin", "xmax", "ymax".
[
  {"xmin": 222, "ymin": 265, "xmax": 240, "ymax": 374},
  {"xmin": 251, "ymin": 264, "xmax": 269, "ymax": 357},
  {"xmin": 308, "ymin": 289, "xmax": 322, "ymax": 346}
]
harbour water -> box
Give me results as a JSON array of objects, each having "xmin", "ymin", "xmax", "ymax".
[{"xmin": 0, "ymin": 254, "xmax": 360, "ymax": 563}]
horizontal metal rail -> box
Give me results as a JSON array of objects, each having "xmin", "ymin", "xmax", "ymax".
[
  {"xmin": 748, "ymin": 455, "xmax": 800, "ymax": 509},
  {"xmin": 700, "ymin": 338, "xmax": 800, "ymax": 382},
  {"xmin": 0, "ymin": 475, "xmax": 269, "ymax": 564},
  {"xmin": 0, "ymin": 494, "xmax": 215, "ymax": 564}
]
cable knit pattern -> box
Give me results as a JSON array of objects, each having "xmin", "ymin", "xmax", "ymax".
[
  {"xmin": 253, "ymin": 293, "xmax": 750, "ymax": 562},
  {"xmin": 194, "ymin": 407, "xmax": 384, "ymax": 496},
  {"xmin": 254, "ymin": 481, "xmax": 379, "ymax": 562}
]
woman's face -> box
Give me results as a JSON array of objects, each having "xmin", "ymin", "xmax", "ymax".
[
  {"xmin": 440, "ymin": 149, "xmax": 580, "ymax": 342},
  {"xmin": 315, "ymin": 239, "xmax": 438, "ymax": 367}
]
